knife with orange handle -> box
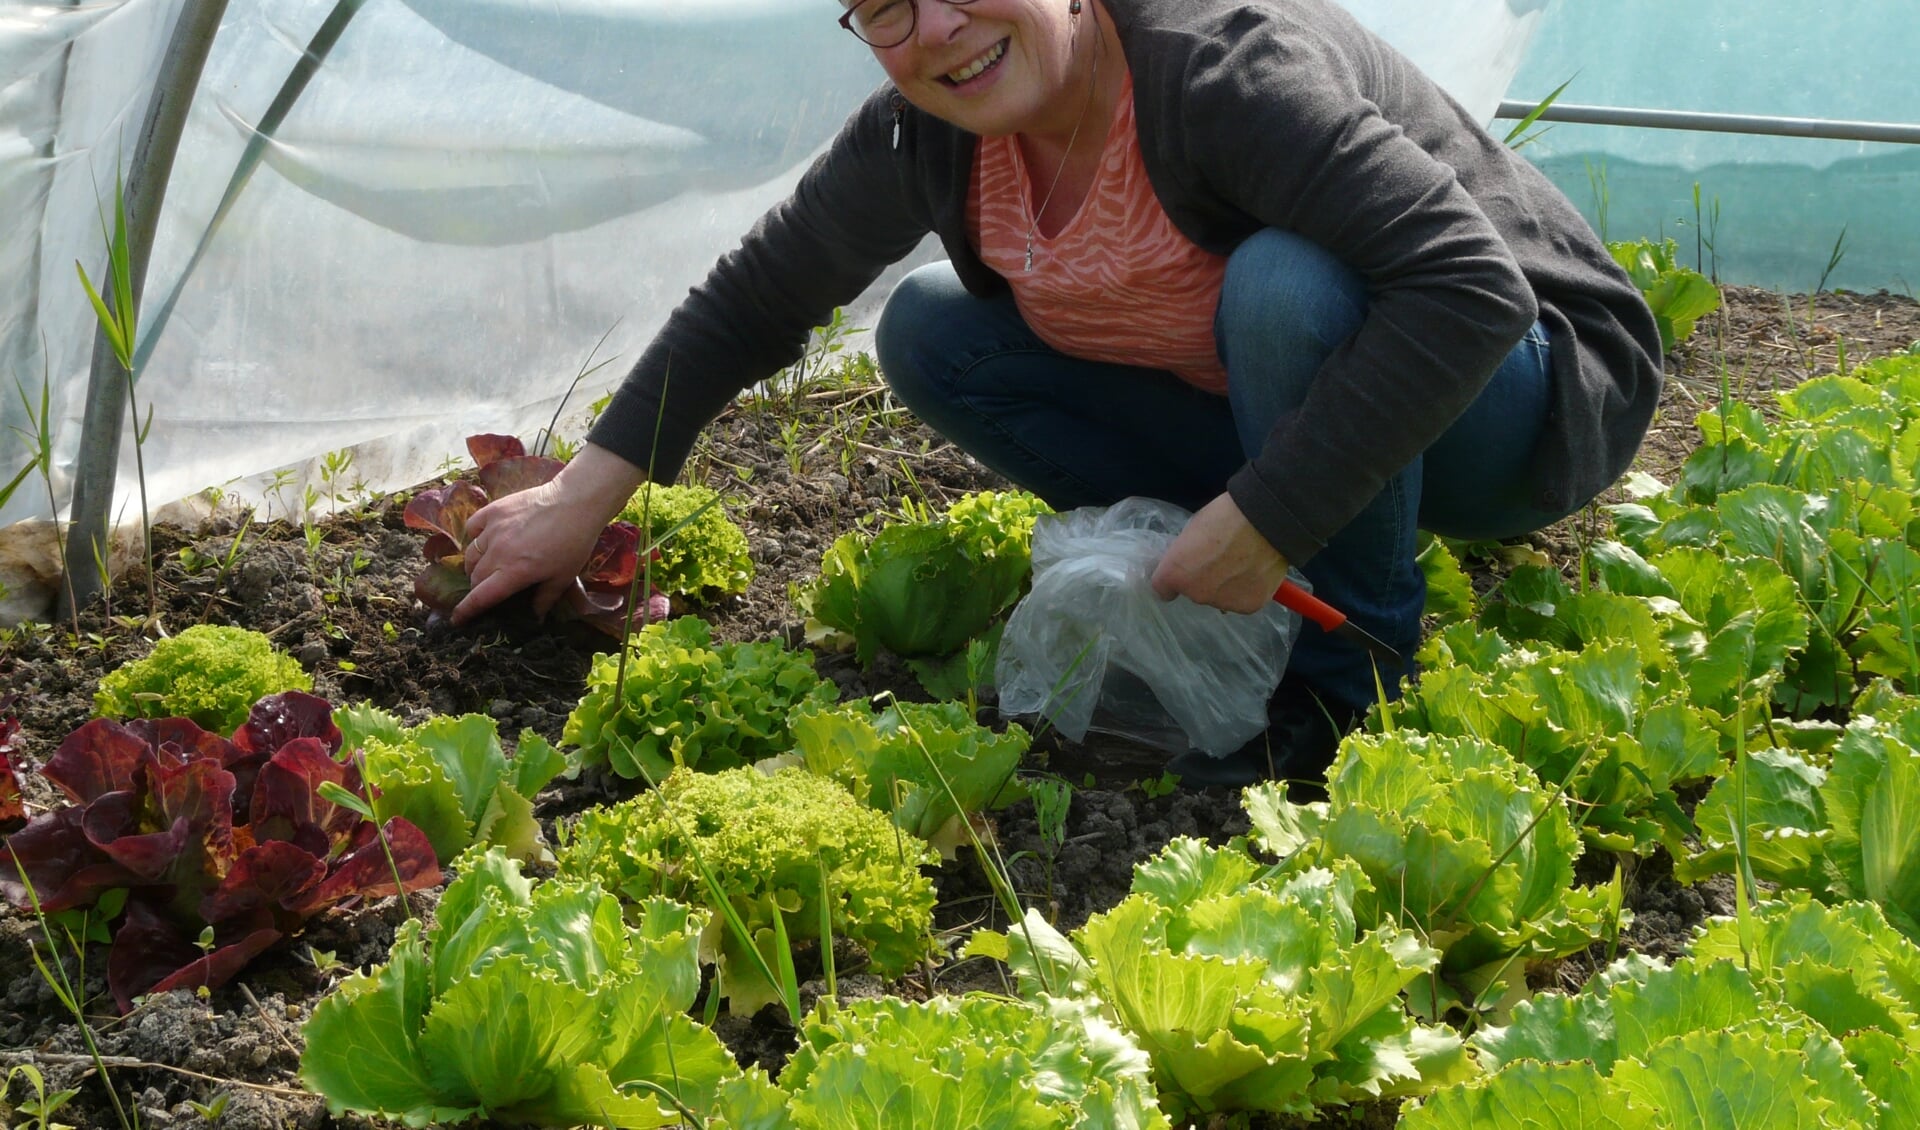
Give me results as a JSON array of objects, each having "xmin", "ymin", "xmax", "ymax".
[{"xmin": 1273, "ymin": 579, "xmax": 1402, "ymax": 664}]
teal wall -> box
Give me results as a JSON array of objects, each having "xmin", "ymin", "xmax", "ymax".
[{"xmin": 1511, "ymin": 0, "xmax": 1919, "ymax": 295}]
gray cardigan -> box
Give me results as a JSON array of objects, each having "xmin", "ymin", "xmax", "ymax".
[{"xmin": 589, "ymin": 0, "xmax": 1663, "ymax": 567}]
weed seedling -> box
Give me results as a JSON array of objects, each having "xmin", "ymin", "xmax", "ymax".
[
  {"xmin": 535, "ymin": 321, "xmax": 623, "ymax": 459},
  {"xmin": 8, "ymin": 863, "xmax": 138, "ymax": 1130},
  {"xmin": 1502, "ymin": 75, "xmax": 1571, "ymax": 150},
  {"xmin": 319, "ymin": 448, "xmax": 354, "ymax": 516},
  {"xmin": 12, "ymin": 367, "xmax": 81, "ymax": 635},
  {"xmin": 183, "ymin": 1092, "xmax": 229, "ymax": 1125},
  {"xmin": 1584, "ymin": 158, "xmax": 1611, "ymax": 244},
  {"xmin": 1027, "ymin": 775, "xmax": 1071, "ymax": 919},
  {"xmin": 1132, "ymin": 771, "xmax": 1180, "ymax": 799},
  {"xmin": 196, "ymin": 477, "xmax": 240, "ymax": 515},
  {"xmin": 176, "ymin": 546, "xmax": 218, "ymax": 575},
  {"xmin": 316, "ymin": 771, "xmax": 415, "ymax": 925},
  {"xmin": 777, "ymin": 419, "xmax": 808, "ymax": 476},
  {"xmin": 304, "ymin": 946, "xmax": 345, "ymax": 978},
  {"xmin": 1689, "ymin": 181, "xmax": 1723, "ymax": 283},
  {"xmin": 4, "ymin": 1064, "xmax": 81, "ymax": 1130},
  {"xmin": 1809, "ymin": 225, "xmax": 1850, "ymax": 323},
  {"xmin": 195, "ymin": 512, "xmax": 254, "ymax": 622},
  {"xmin": 261, "ymin": 469, "xmax": 297, "ymax": 525}
]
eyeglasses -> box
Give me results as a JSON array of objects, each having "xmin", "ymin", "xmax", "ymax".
[{"xmin": 839, "ymin": 0, "xmax": 984, "ymax": 49}]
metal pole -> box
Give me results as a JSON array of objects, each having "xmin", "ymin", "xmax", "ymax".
[
  {"xmin": 58, "ymin": 0, "xmax": 232, "ymax": 619},
  {"xmin": 1495, "ymin": 100, "xmax": 1920, "ymax": 146}
]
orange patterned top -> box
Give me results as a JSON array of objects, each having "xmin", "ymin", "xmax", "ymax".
[{"xmin": 969, "ymin": 72, "xmax": 1230, "ymax": 393}]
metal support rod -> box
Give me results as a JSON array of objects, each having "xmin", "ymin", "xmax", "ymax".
[
  {"xmin": 1495, "ymin": 99, "xmax": 1920, "ymax": 146},
  {"xmin": 58, "ymin": 0, "xmax": 231, "ymax": 620}
]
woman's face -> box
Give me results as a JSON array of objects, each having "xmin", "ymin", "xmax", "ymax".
[{"xmin": 857, "ymin": 0, "xmax": 1084, "ymax": 140}]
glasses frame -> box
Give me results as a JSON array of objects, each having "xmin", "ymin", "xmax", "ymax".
[{"xmin": 838, "ymin": 0, "xmax": 984, "ymax": 49}]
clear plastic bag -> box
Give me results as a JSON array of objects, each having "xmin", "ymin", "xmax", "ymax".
[{"xmin": 995, "ymin": 498, "xmax": 1302, "ymax": 757}]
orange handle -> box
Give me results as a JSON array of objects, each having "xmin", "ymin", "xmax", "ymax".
[{"xmin": 1273, "ymin": 579, "xmax": 1346, "ymax": 633}]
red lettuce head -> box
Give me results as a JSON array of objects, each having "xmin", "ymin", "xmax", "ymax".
[
  {"xmin": 0, "ymin": 692, "xmax": 440, "ymax": 1011},
  {"xmin": 404, "ymin": 433, "xmax": 671, "ymax": 636},
  {"xmin": 1, "ymin": 714, "xmax": 25, "ymax": 830}
]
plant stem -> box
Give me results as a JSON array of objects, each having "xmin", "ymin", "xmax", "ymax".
[{"xmin": 10, "ymin": 860, "xmax": 139, "ymax": 1130}]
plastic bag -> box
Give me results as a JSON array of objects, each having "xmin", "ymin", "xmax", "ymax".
[{"xmin": 995, "ymin": 498, "xmax": 1302, "ymax": 757}]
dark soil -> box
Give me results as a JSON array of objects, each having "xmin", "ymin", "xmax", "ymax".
[{"xmin": 1, "ymin": 285, "xmax": 1916, "ymax": 1129}]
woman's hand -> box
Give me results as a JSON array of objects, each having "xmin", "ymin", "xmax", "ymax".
[
  {"xmin": 453, "ymin": 444, "xmax": 647, "ymax": 625},
  {"xmin": 1150, "ymin": 492, "xmax": 1291, "ymax": 614}
]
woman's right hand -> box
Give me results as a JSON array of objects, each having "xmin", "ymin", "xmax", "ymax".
[{"xmin": 452, "ymin": 443, "xmax": 647, "ymax": 625}]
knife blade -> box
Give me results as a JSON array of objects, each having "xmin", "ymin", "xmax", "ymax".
[{"xmin": 1272, "ymin": 579, "xmax": 1403, "ymax": 665}]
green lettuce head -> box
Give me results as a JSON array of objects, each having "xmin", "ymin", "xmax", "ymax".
[{"xmin": 94, "ymin": 624, "xmax": 311, "ymax": 733}]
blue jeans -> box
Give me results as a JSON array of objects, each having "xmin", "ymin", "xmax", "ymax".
[{"xmin": 874, "ymin": 229, "xmax": 1568, "ymax": 711}]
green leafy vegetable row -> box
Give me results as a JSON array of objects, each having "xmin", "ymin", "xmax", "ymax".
[{"xmin": 1401, "ymin": 896, "xmax": 1920, "ymax": 1128}]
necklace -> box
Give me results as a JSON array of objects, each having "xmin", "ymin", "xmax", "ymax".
[{"xmin": 1025, "ymin": 13, "xmax": 1102, "ymax": 272}]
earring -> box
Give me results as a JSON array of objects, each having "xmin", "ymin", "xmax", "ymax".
[{"xmin": 1069, "ymin": 0, "xmax": 1081, "ymax": 13}]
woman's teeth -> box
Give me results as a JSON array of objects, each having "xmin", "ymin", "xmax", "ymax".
[{"xmin": 946, "ymin": 40, "xmax": 1006, "ymax": 83}]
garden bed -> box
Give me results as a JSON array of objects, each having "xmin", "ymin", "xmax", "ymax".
[{"xmin": 2, "ymin": 284, "xmax": 1917, "ymax": 1129}]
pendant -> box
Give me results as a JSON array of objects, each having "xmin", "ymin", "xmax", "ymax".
[{"xmin": 1024, "ymin": 239, "xmax": 1034, "ymax": 272}]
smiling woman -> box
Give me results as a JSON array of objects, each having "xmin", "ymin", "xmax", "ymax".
[{"xmin": 462, "ymin": 0, "xmax": 1665, "ymax": 787}]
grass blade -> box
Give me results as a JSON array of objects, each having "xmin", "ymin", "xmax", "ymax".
[{"xmin": 1503, "ymin": 76, "xmax": 1574, "ymax": 148}]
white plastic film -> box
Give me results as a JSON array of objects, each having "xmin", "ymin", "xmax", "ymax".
[{"xmin": 0, "ymin": 0, "xmax": 1543, "ymax": 543}]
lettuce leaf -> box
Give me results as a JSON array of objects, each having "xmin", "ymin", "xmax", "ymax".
[
  {"xmin": 793, "ymin": 490, "xmax": 1049, "ymax": 666},
  {"xmin": 1396, "ymin": 621, "xmax": 1721, "ymax": 854},
  {"xmin": 1684, "ymin": 710, "xmax": 1920, "ymax": 936},
  {"xmin": 406, "ymin": 433, "xmax": 668, "ymax": 637},
  {"xmin": 301, "ymin": 848, "xmax": 733, "ymax": 1128},
  {"xmin": 974, "ymin": 842, "xmax": 1466, "ymax": 1121},
  {"xmin": 741, "ymin": 995, "xmax": 1169, "ymax": 1130},
  {"xmin": 1248, "ymin": 732, "xmax": 1623, "ymax": 1013},
  {"xmin": 1398, "ymin": 1060, "xmax": 1655, "ymax": 1130},
  {"xmin": 563, "ymin": 617, "xmax": 836, "ymax": 781},
  {"xmin": 346, "ymin": 708, "xmax": 565, "ymax": 866},
  {"xmin": 786, "ymin": 698, "xmax": 1028, "ymax": 857},
  {"xmin": 1824, "ymin": 717, "xmax": 1920, "ymax": 936},
  {"xmin": 1443, "ymin": 896, "xmax": 1920, "ymax": 1130},
  {"xmin": 1678, "ymin": 745, "xmax": 1831, "ymax": 890}
]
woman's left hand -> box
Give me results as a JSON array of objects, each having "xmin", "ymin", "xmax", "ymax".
[{"xmin": 1150, "ymin": 492, "xmax": 1292, "ymax": 614}]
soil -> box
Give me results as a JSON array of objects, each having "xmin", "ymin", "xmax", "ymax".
[{"xmin": 2, "ymin": 285, "xmax": 1916, "ymax": 1129}]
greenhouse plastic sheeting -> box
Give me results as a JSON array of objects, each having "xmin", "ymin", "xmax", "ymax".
[
  {"xmin": 1511, "ymin": 0, "xmax": 1918, "ymax": 295},
  {"xmin": 0, "ymin": 0, "xmax": 1544, "ymax": 532}
]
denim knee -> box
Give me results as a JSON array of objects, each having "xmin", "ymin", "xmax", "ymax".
[
  {"xmin": 1216, "ymin": 230, "xmax": 1370, "ymax": 451},
  {"xmin": 1216, "ymin": 231, "xmax": 1369, "ymax": 369},
  {"xmin": 874, "ymin": 263, "xmax": 960, "ymax": 408}
]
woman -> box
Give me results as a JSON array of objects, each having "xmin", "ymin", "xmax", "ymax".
[{"xmin": 457, "ymin": 0, "xmax": 1663, "ymax": 784}]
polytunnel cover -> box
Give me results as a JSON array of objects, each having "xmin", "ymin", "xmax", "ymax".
[{"xmin": 2, "ymin": 0, "xmax": 1573, "ymax": 602}]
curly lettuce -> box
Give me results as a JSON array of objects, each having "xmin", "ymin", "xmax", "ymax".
[
  {"xmin": 94, "ymin": 624, "xmax": 310, "ymax": 734},
  {"xmin": 563, "ymin": 617, "xmax": 836, "ymax": 781},
  {"xmin": 619, "ymin": 482, "xmax": 754, "ymax": 600},
  {"xmin": 555, "ymin": 766, "xmax": 939, "ymax": 1017}
]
